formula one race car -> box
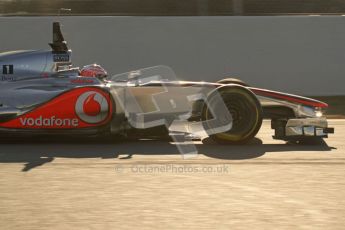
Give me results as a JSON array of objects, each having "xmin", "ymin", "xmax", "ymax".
[{"xmin": 0, "ymin": 22, "xmax": 334, "ymax": 144}]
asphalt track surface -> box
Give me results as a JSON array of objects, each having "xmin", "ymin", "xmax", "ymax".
[{"xmin": 0, "ymin": 120, "xmax": 344, "ymax": 229}]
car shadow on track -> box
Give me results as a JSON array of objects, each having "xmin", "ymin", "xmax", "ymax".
[{"xmin": 0, "ymin": 137, "xmax": 335, "ymax": 171}]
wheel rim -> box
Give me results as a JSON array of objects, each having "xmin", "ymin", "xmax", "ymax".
[{"xmin": 205, "ymin": 89, "xmax": 260, "ymax": 142}]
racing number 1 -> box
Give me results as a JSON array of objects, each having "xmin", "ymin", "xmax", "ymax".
[{"xmin": 2, "ymin": 65, "xmax": 14, "ymax": 74}]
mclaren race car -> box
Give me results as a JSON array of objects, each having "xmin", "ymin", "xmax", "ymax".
[{"xmin": 0, "ymin": 22, "xmax": 334, "ymax": 144}]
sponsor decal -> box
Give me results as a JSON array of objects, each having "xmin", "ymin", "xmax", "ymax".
[
  {"xmin": 53, "ymin": 54, "xmax": 70, "ymax": 62},
  {"xmin": 70, "ymin": 78, "xmax": 94, "ymax": 84},
  {"xmin": 0, "ymin": 87, "xmax": 111, "ymax": 129},
  {"xmin": 41, "ymin": 72, "xmax": 50, "ymax": 78},
  {"xmin": 1, "ymin": 76, "xmax": 15, "ymax": 81},
  {"xmin": 19, "ymin": 116, "xmax": 79, "ymax": 127},
  {"xmin": 75, "ymin": 91, "xmax": 109, "ymax": 124}
]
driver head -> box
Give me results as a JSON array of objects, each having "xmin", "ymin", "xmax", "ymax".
[{"xmin": 80, "ymin": 64, "xmax": 107, "ymax": 80}]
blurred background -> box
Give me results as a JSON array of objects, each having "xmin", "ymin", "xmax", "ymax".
[{"xmin": 1, "ymin": 0, "xmax": 345, "ymax": 16}]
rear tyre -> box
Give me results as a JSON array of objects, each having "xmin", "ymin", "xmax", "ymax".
[
  {"xmin": 202, "ymin": 86, "xmax": 263, "ymax": 144},
  {"xmin": 217, "ymin": 78, "xmax": 249, "ymax": 87}
]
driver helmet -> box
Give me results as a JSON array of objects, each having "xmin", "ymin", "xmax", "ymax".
[{"xmin": 80, "ymin": 64, "xmax": 107, "ymax": 80}]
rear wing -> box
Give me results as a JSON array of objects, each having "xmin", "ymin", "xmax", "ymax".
[{"xmin": 49, "ymin": 22, "xmax": 69, "ymax": 52}]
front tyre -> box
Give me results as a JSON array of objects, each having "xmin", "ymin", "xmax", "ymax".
[
  {"xmin": 202, "ymin": 86, "xmax": 263, "ymax": 144},
  {"xmin": 217, "ymin": 78, "xmax": 249, "ymax": 87}
]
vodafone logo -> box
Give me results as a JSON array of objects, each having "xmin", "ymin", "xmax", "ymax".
[
  {"xmin": 19, "ymin": 116, "xmax": 79, "ymax": 127},
  {"xmin": 75, "ymin": 91, "xmax": 110, "ymax": 124}
]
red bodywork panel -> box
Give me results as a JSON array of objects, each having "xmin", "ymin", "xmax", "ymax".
[{"xmin": 0, "ymin": 87, "xmax": 113, "ymax": 129}]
